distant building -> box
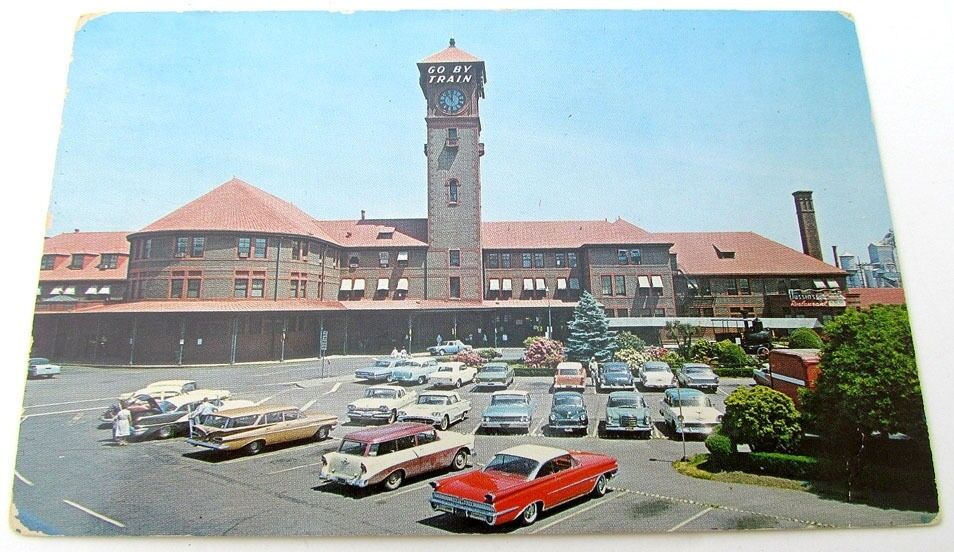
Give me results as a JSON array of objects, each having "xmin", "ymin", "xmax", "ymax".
[
  {"xmin": 866, "ymin": 230, "xmax": 902, "ymax": 288},
  {"xmin": 838, "ymin": 252, "xmax": 866, "ymax": 288}
]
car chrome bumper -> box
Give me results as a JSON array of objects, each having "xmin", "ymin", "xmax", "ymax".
[
  {"xmin": 185, "ymin": 438, "xmax": 231, "ymax": 450},
  {"xmin": 430, "ymin": 494, "xmax": 498, "ymax": 525},
  {"xmin": 475, "ymin": 381, "xmax": 508, "ymax": 387},
  {"xmin": 675, "ymin": 425, "xmax": 718, "ymax": 435},
  {"xmin": 354, "ymin": 373, "xmax": 389, "ymax": 380},
  {"xmin": 348, "ymin": 411, "xmax": 393, "ymax": 421},
  {"xmin": 605, "ymin": 424, "xmax": 652, "ymax": 433},
  {"xmin": 320, "ymin": 473, "xmax": 369, "ymax": 487},
  {"xmin": 599, "ymin": 382, "xmax": 634, "ymax": 389},
  {"xmin": 397, "ymin": 415, "xmax": 439, "ymax": 425},
  {"xmin": 553, "ymin": 383, "xmax": 585, "ymax": 390},
  {"xmin": 481, "ymin": 420, "xmax": 530, "ymax": 429},
  {"xmin": 641, "ymin": 381, "xmax": 675, "ymax": 389}
]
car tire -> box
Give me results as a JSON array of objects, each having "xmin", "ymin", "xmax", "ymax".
[
  {"xmin": 592, "ymin": 474, "xmax": 608, "ymax": 497},
  {"xmin": 418, "ymin": 376, "xmax": 427, "ymax": 385},
  {"xmin": 315, "ymin": 425, "xmax": 330, "ymax": 441},
  {"xmin": 387, "ymin": 410, "xmax": 397, "ymax": 424},
  {"xmin": 439, "ymin": 415, "xmax": 449, "ymax": 431},
  {"xmin": 382, "ymin": 470, "xmax": 404, "ymax": 491},
  {"xmin": 244, "ymin": 440, "xmax": 265, "ymax": 455},
  {"xmin": 157, "ymin": 425, "xmax": 175, "ymax": 439},
  {"xmin": 451, "ymin": 449, "xmax": 468, "ymax": 470},
  {"xmin": 437, "ymin": 349, "xmax": 446, "ymax": 356},
  {"xmin": 454, "ymin": 379, "xmax": 462, "ymax": 389},
  {"xmin": 519, "ymin": 502, "xmax": 540, "ymax": 526}
]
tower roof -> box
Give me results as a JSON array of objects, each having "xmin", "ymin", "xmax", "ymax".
[{"xmin": 420, "ymin": 38, "xmax": 483, "ymax": 64}]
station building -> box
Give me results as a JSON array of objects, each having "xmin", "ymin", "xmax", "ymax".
[{"xmin": 31, "ymin": 40, "xmax": 851, "ymax": 365}]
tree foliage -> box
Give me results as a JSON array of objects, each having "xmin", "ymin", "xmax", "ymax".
[
  {"xmin": 615, "ymin": 331, "xmax": 646, "ymax": 352},
  {"xmin": 565, "ymin": 291, "xmax": 617, "ymax": 362},
  {"xmin": 712, "ymin": 340, "xmax": 755, "ymax": 368},
  {"xmin": 787, "ymin": 328, "xmax": 824, "ymax": 349},
  {"xmin": 665, "ymin": 321, "xmax": 704, "ymax": 356},
  {"xmin": 522, "ymin": 338, "xmax": 566, "ymax": 369},
  {"xmin": 722, "ymin": 386, "xmax": 802, "ymax": 453}
]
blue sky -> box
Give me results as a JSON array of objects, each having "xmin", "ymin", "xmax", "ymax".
[{"xmin": 49, "ymin": 10, "xmax": 890, "ymax": 261}]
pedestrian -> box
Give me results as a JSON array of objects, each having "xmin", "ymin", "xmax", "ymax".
[
  {"xmin": 113, "ymin": 403, "xmax": 132, "ymax": 446},
  {"xmin": 467, "ymin": 333, "xmax": 474, "ymax": 344},
  {"xmin": 390, "ymin": 347, "xmax": 400, "ymax": 358},
  {"xmin": 588, "ymin": 357, "xmax": 599, "ymax": 379},
  {"xmin": 399, "ymin": 347, "xmax": 408, "ymax": 358},
  {"xmin": 482, "ymin": 333, "xmax": 488, "ymax": 345},
  {"xmin": 190, "ymin": 397, "xmax": 217, "ymax": 436},
  {"xmin": 436, "ymin": 333, "xmax": 443, "ymax": 346}
]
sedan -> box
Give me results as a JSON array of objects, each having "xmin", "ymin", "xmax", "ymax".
[
  {"xmin": 547, "ymin": 392, "xmax": 588, "ymax": 435},
  {"xmin": 639, "ymin": 361, "xmax": 676, "ymax": 389},
  {"xmin": 474, "ymin": 362, "xmax": 514, "ymax": 388},
  {"xmin": 597, "ymin": 362, "xmax": 635, "ymax": 391},
  {"xmin": 677, "ymin": 363, "xmax": 720, "ymax": 392},
  {"xmin": 602, "ymin": 391, "xmax": 652, "ymax": 438}
]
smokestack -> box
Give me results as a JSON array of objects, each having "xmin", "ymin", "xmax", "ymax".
[
  {"xmin": 832, "ymin": 245, "xmax": 840, "ymax": 268},
  {"xmin": 360, "ymin": 210, "xmax": 366, "ymax": 220},
  {"xmin": 792, "ymin": 191, "xmax": 823, "ymax": 261},
  {"xmin": 74, "ymin": 228, "xmax": 80, "ymax": 233}
]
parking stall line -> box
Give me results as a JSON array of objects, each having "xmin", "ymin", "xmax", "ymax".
[
  {"xmin": 377, "ymin": 482, "xmax": 432, "ymax": 501},
  {"xmin": 24, "ymin": 397, "xmax": 118, "ymax": 409},
  {"xmin": 530, "ymin": 418, "xmax": 547, "ymax": 436},
  {"xmin": 323, "ymin": 382, "xmax": 342, "ymax": 395},
  {"xmin": 21, "ymin": 406, "xmax": 111, "ymax": 421},
  {"xmin": 265, "ymin": 461, "xmax": 324, "ymax": 476},
  {"xmin": 667, "ymin": 506, "xmax": 713, "ymax": 532},
  {"xmin": 14, "ymin": 470, "xmax": 34, "ymax": 486},
  {"xmin": 211, "ymin": 439, "xmax": 340, "ymax": 465},
  {"xmin": 529, "ymin": 489, "xmax": 630, "ymax": 534},
  {"xmin": 62, "ymin": 499, "xmax": 126, "ymax": 528}
]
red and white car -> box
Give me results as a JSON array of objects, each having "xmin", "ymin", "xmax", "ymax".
[{"xmin": 429, "ymin": 444, "xmax": 618, "ymax": 526}]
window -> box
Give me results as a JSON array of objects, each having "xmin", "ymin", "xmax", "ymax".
[
  {"xmin": 290, "ymin": 273, "xmax": 308, "ymax": 298},
  {"xmin": 238, "ymin": 237, "xmax": 251, "ymax": 258},
  {"xmin": 555, "ymin": 253, "xmax": 565, "ymax": 267},
  {"xmin": 487, "ymin": 253, "xmax": 499, "ymax": 268},
  {"xmin": 699, "ymin": 279, "xmax": 712, "ymax": 296},
  {"xmin": 99, "ymin": 254, "xmax": 118, "ymax": 269},
  {"xmin": 291, "ymin": 239, "xmax": 306, "ymax": 261},
  {"xmin": 379, "ymin": 251, "xmax": 390, "ymax": 268},
  {"xmin": 448, "ymin": 128, "xmax": 458, "ymax": 140},
  {"xmin": 533, "ymin": 253, "xmax": 544, "ymax": 268},
  {"xmin": 251, "ymin": 279, "xmax": 265, "ymax": 298},
  {"xmin": 143, "ymin": 239, "xmax": 152, "ymax": 259},
  {"xmin": 69, "ymin": 254, "xmax": 84, "ymax": 269},
  {"xmin": 618, "ymin": 308, "xmax": 629, "ymax": 317},
  {"xmin": 265, "ymin": 411, "xmax": 283, "ymax": 424},
  {"xmin": 614, "ymin": 275, "xmax": 626, "ymax": 296},
  {"xmin": 417, "ymin": 431, "xmax": 437, "ymax": 445},
  {"xmin": 290, "ymin": 280, "xmax": 299, "ymax": 298},
  {"xmin": 348, "ymin": 254, "xmax": 359, "ymax": 268},
  {"xmin": 739, "ymin": 278, "xmax": 751, "ymax": 295},
  {"xmin": 630, "ymin": 249, "xmax": 642, "ymax": 265},
  {"xmin": 449, "ymin": 249, "xmax": 461, "ymax": 267},
  {"xmin": 448, "ymin": 179, "xmax": 459, "ymax": 203},
  {"xmin": 568, "ymin": 252, "xmax": 578, "ymax": 268},
  {"xmin": 522, "ymin": 253, "xmax": 532, "ymax": 268},
  {"xmin": 617, "ymin": 249, "xmax": 628, "ymax": 264},
  {"xmin": 725, "ymin": 278, "xmax": 738, "ymax": 296},
  {"xmin": 191, "ymin": 237, "xmax": 205, "ymax": 257},
  {"xmin": 501, "ymin": 253, "xmax": 511, "ymax": 268},
  {"xmin": 187, "ymin": 279, "xmax": 201, "ymax": 298},
  {"xmin": 716, "ymin": 248, "xmax": 736, "ymax": 259},
  {"xmin": 569, "ymin": 277, "xmax": 581, "ymax": 290},
  {"xmin": 175, "ymin": 237, "xmax": 189, "ymax": 257},
  {"xmin": 395, "ymin": 435, "xmax": 416, "ymax": 451},
  {"xmin": 170, "ymin": 278, "xmax": 184, "ymax": 298},
  {"xmin": 654, "ymin": 308, "xmax": 666, "ymax": 317},
  {"xmin": 40, "ymin": 255, "xmax": 55, "ymax": 270},
  {"xmin": 234, "ymin": 278, "xmax": 248, "ymax": 298},
  {"xmin": 702, "ymin": 307, "xmax": 715, "ymax": 317},
  {"xmin": 601, "ymin": 275, "xmax": 613, "ymax": 296},
  {"xmin": 397, "ymin": 251, "xmax": 409, "ymax": 265},
  {"xmin": 253, "ymin": 238, "xmax": 267, "ymax": 259},
  {"xmin": 449, "ymin": 277, "xmax": 461, "ymax": 299}
]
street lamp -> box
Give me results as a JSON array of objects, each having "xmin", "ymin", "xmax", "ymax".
[
  {"xmin": 675, "ymin": 376, "xmax": 688, "ymax": 462},
  {"xmin": 545, "ymin": 285, "xmax": 552, "ymax": 339}
]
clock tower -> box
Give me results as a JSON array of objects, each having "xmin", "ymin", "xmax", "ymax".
[{"xmin": 418, "ymin": 39, "xmax": 486, "ymax": 301}]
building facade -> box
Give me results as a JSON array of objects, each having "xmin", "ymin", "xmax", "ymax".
[{"xmin": 30, "ymin": 40, "xmax": 849, "ymax": 366}]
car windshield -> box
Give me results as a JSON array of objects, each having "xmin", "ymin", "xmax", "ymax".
[
  {"xmin": 338, "ymin": 439, "xmax": 367, "ymax": 456},
  {"xmin": 491, "ymin": 395, "xmax": 527, "ymax": 406},
  {"xmin": 684, "ymin": 366, "xmax": 710, "ymax": 374},
  {"xmin": 557, "ymin": 368, "xmax": 580, "ymax": 376},
  {"xmin": 29, "ymin": 358, "xmax": 49, "ymax": 366},
  {"xmin": 156, "ymin": 401, "xmax": 178, "ymax": 413},
  {"xmin": 484, "ymin": 454, "xmax": 540, "ymax": 479},
  {"xmin": 200, "ymin": 415, "xmax": 231, "ymax": 429},
  {"xmin": 437, "ymin": 366, "xmax": 454, "ymax": 372},
  {"xmin": 374, "ymin": 360, "xmax": 392, "ymax": 367},
  {"xmin": 605, "ymin": 365, "xmax": 628, "ymax": 373},
  {"xmin": 366, "ymin": 389, "xmax": 397, "ymax": 399},
  {"xmin": 418, "ymin": 395, "xmax": 449, "ymax": 405},
  {"xmin": 644, "ymin": 364, "xmax": 668, "ymax": 372},
  {"xmin": 609, "ymin": 396, "xmax": 644, "ymax": 408},
  {"xmin": 553, "ymin": 395, "xmax": 583, "ymax": 407},
  {"xmin": 484, "ymin": 365, "xmax": 506, "ymax": 373},
  {"xmin": 673, "ymin": 395, "xmax": 711, "ymax": 407}
]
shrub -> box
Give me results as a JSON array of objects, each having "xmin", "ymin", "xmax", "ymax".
[
  {"xmin": 523, "ymin": 338, "xmax": 566, "ymax": 369},
  {"xmin": 476, "ymin": 348, "xmax": 502, "ymax": 360},
  {"xmin": 787, "ymin": 328, "xmax": 824, "ymax": 349},
  {"xmin": 643, "ymin": 346, "xmax": 670, "ymax": 361},
  {"xmin": 451, "ymin": 350, "xmax": 485, "ymax": 367},
  {"xmin": 713, "ymin": 340, "xmax": 754, "ymax": 368},
  {"xmin": 712, "ymin": 367, "xmax": 755, "ymax": 378},
  {"xmin": 615, "ymin": 331, "xmax": 646, "ymax": 352},
  {"xmin": 744, "ymin": 452, "xmax": 820, "ymax": 480},
  {"xmin": 722, "ymin": 386, "xmax": 801, "ymax": 453},
  {"xmin": 661, "ymin": 351, "xmax": 687, "ymax": 372},
  {"xmin": 689, "ymin": 340, "xmax": 719, "ymax": 362},
  {"xmin": 615, "ymin": 348, "xmax": 651, "ymax": 369},
  {"xmin": 704, "ymin": 431, "xmax": 736, "ymax": 469}
]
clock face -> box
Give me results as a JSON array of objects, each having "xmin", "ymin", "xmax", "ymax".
[{"xmin": 438, "ymin": 88, "xmax": 466, "ymax": 114}]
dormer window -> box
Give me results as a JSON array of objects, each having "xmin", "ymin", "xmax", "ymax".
[
  {"xmin": 100, "ymin": 254, "xmax": 118, "ymax": 269},
  {"xmin": 377, "ymin": 227, "xmax": 395, "ymax": 240},
  {"xmin": 715, "ymin": 246, "xmax": 735, "ymax": 259},
  {"xmin": 69, "ymin": 254, "xmax": 84, "ymax": 269},
  {"xmin": 40, "ymin": 255, "xmax": 55, "ymax": 270}
]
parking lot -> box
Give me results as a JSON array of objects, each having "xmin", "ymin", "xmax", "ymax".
[{"xmin": 12, "ymin": 357, "xmax": 934, "ymax": 536}]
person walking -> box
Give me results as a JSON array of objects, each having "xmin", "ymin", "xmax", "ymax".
[
  {"xmin": 190, "ymin": 397, "xmax": 217, "ymax": 436},
  {"xmin": 390, "ymin": 347, "xmax": 400, "ymax": 358},
  {"xmin": 436, "ymin": 333, "xmax": 443, "ymax": 346},
  {"xmin": 113, "ymin": 403, "xmax": 132, "ymax": 446},
  {"xmin": 399, "ymin": 347, "xmax": 408, "ymax": 358},
  {"xmin": 588, "ymin": 357, "xmax": 599, "ymax": 381}
]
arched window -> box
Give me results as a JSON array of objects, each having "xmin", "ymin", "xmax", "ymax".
[{"xmin": 448, "ymin": 179, "xmax": 459, "ymax": 204}]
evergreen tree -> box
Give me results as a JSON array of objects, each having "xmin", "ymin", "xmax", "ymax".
[{"xmin": 565, "ymin": 291, "xmax": 617, "ymax": 361}]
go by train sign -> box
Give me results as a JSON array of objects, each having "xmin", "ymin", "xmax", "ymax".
[{"xmin": 424, "ymin": 64, "xmax": 477, "ymax": 84}]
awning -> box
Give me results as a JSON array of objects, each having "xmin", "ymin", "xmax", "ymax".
[
  {"xmin": 523, "ymin": 278, "xmax": 533, "ymax": 291},
  {"xmin": 557, "ymin": 277, "xmax": 567, "ymax": 290},
  {"xmin": 377, "ymin": 278, "xmax": 389, "ymax": 291},
  {"xmin": 36, "ymin": 287, "xmax": 41, "ymax": 296},
  {"xmin": 502, "ymin": 278, "xmax": 513, "ymax": 291},
  {"xmin": 535, "ymin": 278, "xmax": 546, "ymax": 291},
  {"xmin": 50, "ymin": 287, "xmax": 63, "ymax": 295},
  {"xmin": 687, "ymin": 279, "xmax": 699, "ymax": 290},
  {"xmin": 339, "ymin": 279, "xmax": 353, "ymax": 292},
  {"xmin": 651, "ymin": 275, "xmax": 664, "ymax": 289},
  {"xmin": 489, "ymin": 278, "xmax": 500, "ymax": 291},
  {"xmin": 826, "ymin": 279, "xmax": 839, "ymax": 288},
  {"xmin": 813, "ymin": 280, "xmax": 827, "ymax": 289},
  {"xmin": 397, "ymin": 251, "xmax": 409, "ymax": 262},
  {"xmin": 353, "ymin": 278, "xmax": 366, "ymax": 291},
  {"xmin": 397, "ymin": 278, "xmax": 409, "ymax": 291},
  {"xmin": 85, "ymin": 286, "xmax": 99, "ymax": 295},
  {"xmin": 638, "ymin": 276, "xmax": 650, "ymax": 288},
  {"xmin": 98, "ymin": 286, "xmax": 111, "ymax": 295},
  {"xmin": 63, "ymin": 286, "xmax": 76, "ymax": 295}
]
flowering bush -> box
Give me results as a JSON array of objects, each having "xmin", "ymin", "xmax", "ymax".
[
  {"xmin": 615, "ymin": 348, "xmax": 652, "ymax": 369},
  {"xmin": 643, "ymin": 346, "xmax": 670, "ymax": 361},
  {"xmin": 476, "ymin": 348, "xmax": 503, "ymax": 360},
  {"xmin": 523, "ymin": 338, "xmax": 566, "ymax": 369},
  {"xmin": 452, "ymin": 349, "xmax": 486, "ymax": 367}
]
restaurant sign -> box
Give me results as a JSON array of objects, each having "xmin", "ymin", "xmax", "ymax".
[{"xmin": 788, "ymin": 289, "xmax": 847, "ymax": 308}]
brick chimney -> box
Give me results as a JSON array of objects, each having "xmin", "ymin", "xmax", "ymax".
[{"xmin": 793, "ymin": 191, "xmax": 823, "ymax": 261}]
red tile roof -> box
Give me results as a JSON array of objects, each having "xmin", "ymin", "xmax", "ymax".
[
  {"xmin": 43, "ymin": 231, "xmax": 129, "ymax": 255},
  {"xmin": 482, "ymin": 219, "xmax": 663, "ymax": 249},
  {"xmin": 845, "ymin": 287, "xmax": 906, "ymax": 309},
  {"xmin": 134, "ymin": 178, "xmax": 335, "ymax": 243},
  {"xmin": 657, "ymin": 231, "xmax": 844, "ymax": 276},
  {"xmin": 40, "ymin": 232, "xmax": 130, "ymax": 282},
  {"xmin": 318, "ymin": 219, "xmax": 428, "ymax": 248},
  {"xmin": 420, "ymin": 40, "xmax": 483, "ymax": 64}
]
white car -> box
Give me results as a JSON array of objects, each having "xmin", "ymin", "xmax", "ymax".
[
  {"xmin": 397, "ymin": 391, "xmax": 471, "ymax": 430},
  {"xmin": 320, "ymin": 423, "xmax": 474, "ymax": 491},
  {"xmin": 389, "ymin": 358, "xmax": 440, "ymax": 385},
  {"xmin": 347, "ymin": 385, "xmax": 418, "ymax": 424},
  {"xmin": 428, "ymin": 362, "xmax": 478, "ymax": 388},
  {"xmin": 118, "ymin": 380, "xmax": 225, "ymax": 402},
  {"xmin": 658, "ymin": 388, "xmax": 723, "ymax": 437},
  {"xmin": 639, "ymin": 361, "xmax": 676, "ymax": 389},
  {"xmin": 27, "ymin": 358, "xmax": 61, "ymax": 379}
]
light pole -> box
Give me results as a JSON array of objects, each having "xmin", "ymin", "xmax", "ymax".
[
  {"xmin": 675, "ymin": 376, "xmax": 688, "ymax": 461},
  {"xmin": 545, "ymin": 285, "xmax": 552, "ymax": 339}
]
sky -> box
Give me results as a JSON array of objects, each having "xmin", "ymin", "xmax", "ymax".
[{"xmin": 48, "ymin": 10, "xmax": 891, "ymax": 262}]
